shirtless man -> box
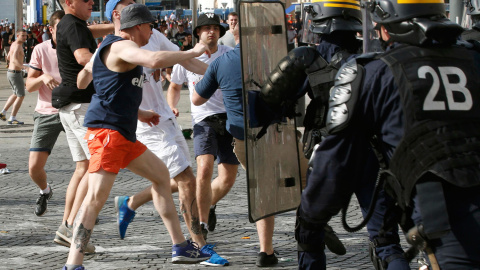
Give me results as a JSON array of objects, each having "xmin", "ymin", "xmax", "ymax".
[{"xmin": 0, "ymin": 29, "xmax": 28, "ymax": 125}]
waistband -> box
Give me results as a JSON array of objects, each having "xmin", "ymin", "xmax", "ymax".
[{"xmin": 7, "ymin": 69, "xmax": 22, "ymax": 73}]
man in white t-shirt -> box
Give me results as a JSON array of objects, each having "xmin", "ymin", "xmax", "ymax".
[{"xmin": 168, "ymin": 13, "xmax": 239, "ymax": 241}]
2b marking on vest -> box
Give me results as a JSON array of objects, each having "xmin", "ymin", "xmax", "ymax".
[{"xmin": 419, "ymin": 65, "xmax": 472, "ymax": 111}]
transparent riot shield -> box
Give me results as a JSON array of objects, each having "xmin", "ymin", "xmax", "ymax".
[
  {"xmin": 302, "ymin": 3, "xmax": 323, "ymax": 45},
  {"xmin": 362, "ymin": 0, "xmax": 383, "ymax": 53},
  {"xmin": 239, "ymin": 0, "xmax": 302, "ymax": 223}
]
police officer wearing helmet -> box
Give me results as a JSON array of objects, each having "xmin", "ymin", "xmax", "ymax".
[
  {"xmin": 299, "ymin": 0, "xmax": 480, "ymax": 268},
  {"xmin": 463, "ymin": 0, "xmax": 480, "ymax": 41},
  {"xmin": 261, "ymin": 1, "xmax": 410, "ymax": 269}
]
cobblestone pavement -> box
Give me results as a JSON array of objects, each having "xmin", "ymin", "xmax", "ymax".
[{"xmin": 0, "ymin": 64, "xmax": 419, "ymax": 269}]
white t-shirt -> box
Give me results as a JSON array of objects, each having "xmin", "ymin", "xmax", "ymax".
[
  {"xmin": 136, "ymin": 29, "xmax": 180, "ymax": 134},
  {"xmin": 171, "ymin": 45, "xmax": 232, "ymax": 125}
]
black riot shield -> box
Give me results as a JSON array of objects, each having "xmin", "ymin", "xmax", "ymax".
[{"xmin": 239, "ymin": 0, "xmax": 302, "ymax": 223}]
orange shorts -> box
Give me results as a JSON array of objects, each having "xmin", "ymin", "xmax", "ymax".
[{"xmin": 85, "ymin": 128, "xmax": 147, "ymax": 174}]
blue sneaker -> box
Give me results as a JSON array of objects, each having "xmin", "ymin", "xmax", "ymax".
[
  {"xmin": 114, "ymin": 196, "xmax": 135, "ymax": 239},
  {"xmin": 172, "ymin": 240, "xmax": 211, "ymax": 264},
  {"xmin": 200, "ymin": 244, "xmax": 230, "ymax": 266},
  {"xmin": 62, "ymin": 266, "xmax": 85, "ymax": 270}
]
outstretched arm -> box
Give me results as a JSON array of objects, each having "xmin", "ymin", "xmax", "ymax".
[
  {"xmin": 178, "ymin": 58, "xmax": 208, "ymax": 75},
  {"xmin": 118, "ymin": 41, "xmax": 211, "ymax": 69}
]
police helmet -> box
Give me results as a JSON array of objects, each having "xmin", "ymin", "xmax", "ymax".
[
  {"xmin": 466, "ymin": 0, "xmax": 480, "ymax": 16},
  {"xmin": 367, "ymin": 0, "xmax": 446, "ymax": 24},
  {"xmin": 306, "ymin": 0, "xmax": 362, "ymax": 34},
  {"xmin": 367, "ymin": 0, "xmax": 463, "ymax": 45}
]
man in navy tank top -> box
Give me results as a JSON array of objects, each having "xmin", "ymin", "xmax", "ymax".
[{"xmin": 62, "ymin": 4, "xmax": 213, "ymax": 270}]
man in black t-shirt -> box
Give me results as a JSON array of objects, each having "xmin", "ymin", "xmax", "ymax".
[
  {"xmin": 50, "ymin": 0, "xmax": 113, "ymax": 263},
  {"xmin": 174, "ymin": 22, "xmax": 188, "ymax": 42},
  {"xmin": 2, "ymin": 28, "xmax": 11, "ymax": 61}
]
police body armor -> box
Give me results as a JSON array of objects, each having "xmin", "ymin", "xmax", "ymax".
[
  {"xmin": 327, "ymin": 42, "xmax": 480, "ymax": 266},
  {"xmin": 302, "ymin": 50, "xmax": 352, "ymax": 159},
  {"xmin": 381, "ymin": 43, "xmax": 480, "ymax": 206},
  {"xmin": 378, "ymin": 43, "xmax": 480, "ymax": 243}
]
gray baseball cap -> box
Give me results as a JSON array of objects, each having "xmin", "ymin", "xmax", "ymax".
[{"xmin": 120, "ymin": 4, "xmax": 155, "ymax": 30}]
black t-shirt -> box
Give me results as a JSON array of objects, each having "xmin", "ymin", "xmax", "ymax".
[
  {"xmin": 2, "ymin": 31, "xmax": 10, "ymax": 47},
  {"xmin": 56, "ymin": 14, "xmax": 97, "ymax": 86},
  {"xmin": 174, "ymin": 31, "xmax": 188, "ymax": 41},
  {"xmin": 52, "ymin": 14, "xmax": 96, "ymax": 107}
]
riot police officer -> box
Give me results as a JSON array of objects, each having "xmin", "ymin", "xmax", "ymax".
[
  {"xmin": 463, "ymin": 0, "xmax": 480, "ymax": 41},
  {"xmin": 261, "ymin": 1, "xmax": 410, "ymax": 269},
  {"xmin": 295, "ymin": 0, "xmax": 480, "ymax": 269}
]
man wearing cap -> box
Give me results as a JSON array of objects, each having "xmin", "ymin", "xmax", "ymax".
[
  {"xmin": 63, "ymin": 4, "xmax": 213, "ymax": 270},
  {"xmin": 174, "ymin": 22, "xmax": 189, "ymax": 42},
  {"xmin": 98, "ymin": 0, "xmax": 229, "ymax": 266},
  {"xmin": 168, "ymin": 13, "xmax": 239, "ymax": 242}
]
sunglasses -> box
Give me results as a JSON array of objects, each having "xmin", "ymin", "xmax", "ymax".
[{"xmin": 150, "ymin": 24, "xmax": 154, "ymax": 30}]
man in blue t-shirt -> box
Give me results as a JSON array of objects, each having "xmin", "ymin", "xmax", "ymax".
[{"xmin": 192, "ymin": 24, "xmax": 279, "ymax": 267}]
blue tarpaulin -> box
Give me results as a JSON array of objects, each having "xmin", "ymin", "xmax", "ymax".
[{"xmin": 285, "ymin": 3, "xmax": 299, "ymax": 13}]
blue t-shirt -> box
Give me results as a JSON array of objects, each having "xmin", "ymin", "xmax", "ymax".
[
  {"xmin": 195, "ymin": 44, "xmax": 245, "ymax": 140},
  {"xmin": 84, "ymin": 35, "xmax": 144, "ymax": 142}
]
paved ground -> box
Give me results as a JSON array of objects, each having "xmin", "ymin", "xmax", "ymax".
[{"xmin": 0, "ymin": 62, "xmax": 419, "ymax": 269}]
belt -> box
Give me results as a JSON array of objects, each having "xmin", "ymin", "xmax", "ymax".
[{"xmin": 7, "ymin": 69, "xmax": 22, "ymax": 73}]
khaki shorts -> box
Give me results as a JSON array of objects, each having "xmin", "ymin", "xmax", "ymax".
[
  {"xmin": 30, "ymin": 112, "xmax": 64, "ymax": 153},
  {"xmin": 59, "ymin": 103, "xmax": 90, "ymax": 162},
  {"xmin": 7, "ymin": 71, "xmax": 25, "ymax": 97}
]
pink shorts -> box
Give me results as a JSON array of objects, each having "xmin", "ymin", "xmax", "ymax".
[{"xmin": 85, "ymin": 128, "xmax": 147, "ymax": 174}]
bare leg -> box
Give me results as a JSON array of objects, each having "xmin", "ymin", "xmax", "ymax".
[
  {"xmin": 127, "ymin": 149, "xmax": 185, "ymax": 244},
  {"xmin": 210, "ymin": 163, "xmax": 238, "ymax": 205},
  {"xmin": 126, "ymin": 179, "xmax": 178, "ymax": 211},
  {"xmin": 28, "ymin": 151, "xmax": 49, "ymax": 190},
  {"xmin": 256, "ymin": 216, "xmax": 275, "ymax": 254},
  {"xmin": 10, "ymin": 96, "xmax": 24, "ymax": 117},
  {"xmin": 174, "ymin": 167, "xmax": 205, "ymax": 246},
  {"xmin": 63, "ymin": 160, "xmax": 89, "ymax": 225},
  {"xmin": 127, "ymin": 186, "xmax": 153, "ymax": 210},
  {"xmin": 196, "ymin": 154, "xmax": 215, "ymax": 225},
  {"xmin": 66, "ymin": 166, "xmax": 89, "ymax": 225},
  {"xmin": 66, "ymin": 169, "xmax": 116, "ymax": 265},
  {"xmin": 2, "ymin": 94, "xmax": 16, "ymax": 112}
]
